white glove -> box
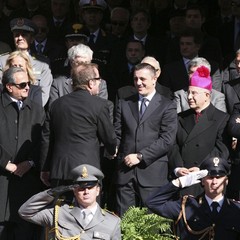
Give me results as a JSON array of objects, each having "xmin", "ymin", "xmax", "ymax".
[{"xmin": 178, "ymin": 170, "xmax": 208, "ymax": 188}]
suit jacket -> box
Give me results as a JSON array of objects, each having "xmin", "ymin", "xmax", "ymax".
[
  {"xmin": 146, "ymin": 182, "xmax": 240, "ymax": 240},
  {"xmin": 48, "ymin": 75, "xmax": 108, "ymax": 107},
  {"xmin": 19, "ymin": 190, "xmax": 121, "ymax": 240},
  {"xmin": 0, "ymin": 53, "xmax": 53, "ymax": 106},
  {"xmin": 174, "ymin": 89, "xmax": 227, "ymax": 113},
  {"xmin": 41, "ymin": 90, "xmax": 117, "ymax": 180},
  {"xmin": 114, "ymin": 92, "xmax": 177, "ymax": 186},
  {"xmin": 160, "ymin": 58, "xmax": 222, "ymax": 92},
  {"xmin": 0, "ymin": 91, "xmax": 45, "ymax": 222}
]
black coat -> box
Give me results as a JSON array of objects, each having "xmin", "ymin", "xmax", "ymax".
[
  {"xmin": 0, "ymin": 91, "xmax": 45, "ymax": 222},
  {"xmin": 40, "ymin": 89, "xmax": 117, "ymax": 180}
]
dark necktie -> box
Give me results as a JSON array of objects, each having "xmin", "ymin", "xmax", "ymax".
[
  {"xmin": 139, "ymin": 98, "xmax": 148, "ymax": 118},
  {"xmin": 211, "ymin": 202, "xmax": 219, "ymax": 219},
  {"xmin": 37, "ymin": 43, "xmax": 43, "ymax": 54},
  {"xmin": 88, "ymin": 34, "xmax": 95, "ymax": 49},
  {"xmin": 55, "ymin": 21, "xmax": 61, "ymax": 28},
  {"xmin": 17, "ymin": 100, "xmax": 23, "ymax": 110}
]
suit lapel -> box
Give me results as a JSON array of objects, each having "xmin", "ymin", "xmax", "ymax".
[
  {"xmin": 64, "ymin": 78, "xmax": 73, "ymax": 94},
  {"xmin": 85, "ymin": 205, "xmax": 104, "ymax": 230},
  {"xmin": 182, "ymin": 105, "xmax": 215, "ymax": 143},
  {"xmin": 128, "ymin": 95, "xmax": 139, "ymax": 123},
  {"xmin": 70, "ymin": 207, "xmax": 83, "ymax": 227}
]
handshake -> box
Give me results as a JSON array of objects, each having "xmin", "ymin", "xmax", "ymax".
[
  {"xmin": 173, "ymin": 170, "xmax": 208, "ymax": 188},
  {"xmin": 47, "ymin": 184, "xmax": 79, "ymax": 197}
]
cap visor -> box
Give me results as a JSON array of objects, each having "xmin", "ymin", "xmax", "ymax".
[{"xmin": 74, "ymin": 181, "xmax": 98, "ymax": 189}]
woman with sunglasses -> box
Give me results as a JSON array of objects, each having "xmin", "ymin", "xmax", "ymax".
[{"xmin": 2, "ymin": 50, "xmax": 42, "ymax": 106}]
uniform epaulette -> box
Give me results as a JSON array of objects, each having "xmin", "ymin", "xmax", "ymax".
[
  {"xmin": 101, "ymin": 208, "xmax": 119, "ymax": 217},
  {"xmin": 228, "ymin": 198, "xmax": 240, "ymax": 204}
]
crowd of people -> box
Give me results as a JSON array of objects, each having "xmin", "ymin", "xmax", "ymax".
[{"xmin": 1, "ymin": 0, "xmax": 240, "ymax": 239}]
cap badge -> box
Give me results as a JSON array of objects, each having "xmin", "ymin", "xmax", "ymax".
[
  {"xmin": 16, "ymin": 18, "xmax": 24, "ymax": 27},
  {"xmin": 81, "ymin": 166, "xmax": 88, "ymax": 178},
  {"xmin": 72, "ymin": 23, "xmax": 83, "ymax": 33},
  {"xmin": 90, "ymin": 0, "xmax": 97, "ymax": 6},
  {"xmin": 213, "ymin": 157, "xmax": 219, "ymax": 167}
]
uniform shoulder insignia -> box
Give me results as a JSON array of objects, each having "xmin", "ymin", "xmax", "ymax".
[
  {"xmin": 0, "ymin": 52, "xmax": 10, "ymax": 57},
  {"xmin": 101, "ymin": 208, "xmax": 119, "ymax": 217},
  {"xmin": 228, "ymin": 198, "xmax": 240, "ymax": 204}
]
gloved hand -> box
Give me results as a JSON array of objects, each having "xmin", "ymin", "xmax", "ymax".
[
  {"xmin": 47, "ymin": 184, "xmax": 78, "ymax": 197},
  {"xmin": 178, "ymin": 170, "xmax": 208, "ymax": 188}
]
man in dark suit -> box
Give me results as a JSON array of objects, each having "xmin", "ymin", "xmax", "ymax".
[
  {"xmin": 114, "ymin": 63, "xmax": 178, "ymax": 216},
  {"xmin": 0, "ymin": 67, "xmax": 45, "ymax": 240},
  {"xmin": 169, "ymin": 66, "xmax": 230, "ymax": 197},
  {"xmin": 40, "ymin": 63, "xmax": 117, "ymax": 187},
  {"xmin": 160, "ymin": 29, "xmax": 222, "ymax": 92},
  {"xmin": 146, "ymin": 157, "xmax": 240, "ymax": 240}
]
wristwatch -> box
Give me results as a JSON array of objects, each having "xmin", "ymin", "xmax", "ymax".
[{"xmin": 136, "ymin": 153, "xmax": 143, "ymax": 161}]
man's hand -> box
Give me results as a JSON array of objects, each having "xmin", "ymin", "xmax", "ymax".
[
  {"xmin": 47, "ymin": 185, "xmax": 77, "ymax": 197},
  {"xmin": 5, "ymin": 161, "xmax": 17, "ymax": 173},
  {"xmin": 174, "ymin": 170, "xmax": 208, "ymax": 188},
  {"xmin": 124, "ymin": 154, "xmax": 140, "ymax": 167},
  {"xmin": 13, "ymin": 161, "xmax": 32, "ymax": 177}
]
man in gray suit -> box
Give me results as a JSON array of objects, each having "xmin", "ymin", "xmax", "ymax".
[
  {"xmin": 0, "ymin": 18, "xmax": 53, "ymax": 107},
  {"xmin": 19, "ymin": 164, "xmax": 121, "ymax": 240},
  {"xmin": 174, "ymin": 57, "xmax": 227, "ymax": 113},
  {"xmin": 48, "ymin": 43, "xmax": 108, "ymax": 107},
  {"xmin": 114, "ymin": 63, "xmax": 177, "ymax": 216}
]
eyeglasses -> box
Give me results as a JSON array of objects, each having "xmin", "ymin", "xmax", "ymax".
[
  {"xmin": 12, "ymin": 81, "xmax": 30, "ymax": 89},
  {"xmin": 232, "ymin": 1, "xmax": 240, "ymax": 7},
  {"xmin": 111, "ymin": 21, "xmax": 127, "ymax": 27}
]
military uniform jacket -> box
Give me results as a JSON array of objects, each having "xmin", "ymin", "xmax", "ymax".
[
  {"xmin": 19, "ymin": 190, "xmax": 121, "ymax": 240},
  {"xmin": 0, "ymin": 52, "xmax": 53, "ymax": 106},
  {"xmin": 146, "ymin": 182, "xmax": 240, "ymax": 240},
  {"xmin": 114, "ymin": 92, "xmax": 177, "ymax": 186}
]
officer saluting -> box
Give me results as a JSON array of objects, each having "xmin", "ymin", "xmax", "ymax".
[
  {"xmin": 146, "ymin": 157, "xmax": 240, "ymax": 240},
  {"xmin": 19, "ymin": 164, "xmax": 121, "ymax": 240}
]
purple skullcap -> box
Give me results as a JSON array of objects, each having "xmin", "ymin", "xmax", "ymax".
[{"xmin": 189, "ymin": 66, "xmax": 212, "ymax": 91}]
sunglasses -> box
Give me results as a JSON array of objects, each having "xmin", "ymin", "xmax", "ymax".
[
  {"xmin": 111, "ymin": 21, "xmax": 127, "ymax": 27},
  {"xmin": 12, "ymin": 81, "xmax": 31, "ymax": 89}
]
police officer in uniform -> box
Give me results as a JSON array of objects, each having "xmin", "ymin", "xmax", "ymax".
[
  {"xmin": 0, "ymin": 17, "xmax": 53, "ymax": 107},
  {"xmin": 19, "ymin": 164, "xmax": 121, "ymax": 240},
  {"xmin": 146, "ymin": 157, "xmax": 240, "ymax": 240}
]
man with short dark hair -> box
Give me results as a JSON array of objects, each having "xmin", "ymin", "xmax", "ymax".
[
  {"xmin": 147, "ymin": 156, "xmax": 240, "ymax": 240},
  {"xmin": 0, "ymin": 67, "xmax": 45, "ymax": 240},
  {"xmin": 114, "ymin": 62, "xmax": 177, "ymax": 216},
  {"xmin": 19, "ymin": 164, "xmax": 121, "ymax": 239}
]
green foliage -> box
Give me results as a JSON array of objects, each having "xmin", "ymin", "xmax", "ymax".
[{"xmin": 121, "ymin": 207, "xmax": 175, "ymax": 240}]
